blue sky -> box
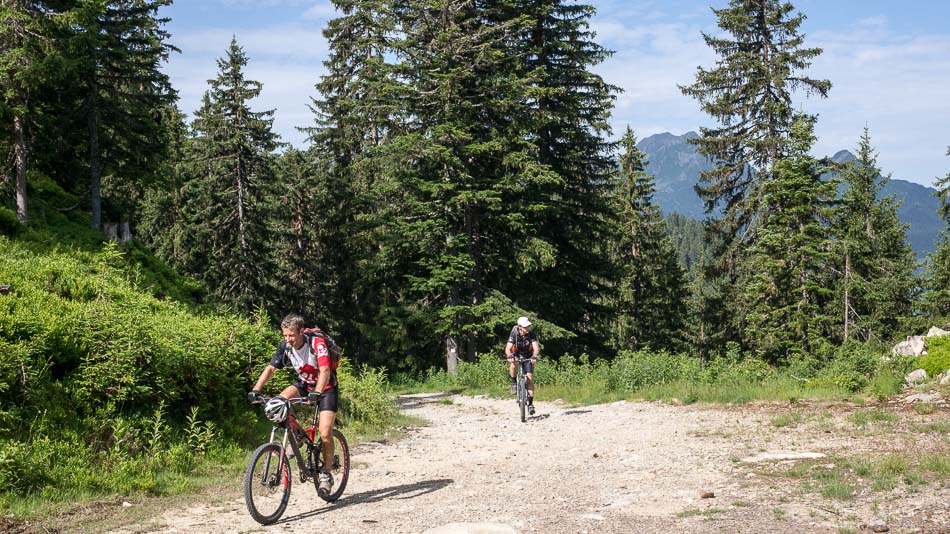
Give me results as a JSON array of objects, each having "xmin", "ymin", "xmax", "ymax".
[{"xmin": 159, "ymin": 0, "xmax": 950, "ymax": 187}]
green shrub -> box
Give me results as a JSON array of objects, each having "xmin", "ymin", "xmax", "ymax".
[
  {"xmin": 919, "ymin": 336, "xmax": 950, "ymax": 377},
  {"xmin": 338, "ymin": 361, "xmax": 397, "ymax": 428},
  {"xmin": 810, "ymin": 341, "xmax": 883, "ymax": 392},
  {"xmin": 610, "ymin": 350, "xmax": 700, "ymax": 392},
  {"xmin": 0, "ymin": 208, "xmax": 23, "ymax": 236}
]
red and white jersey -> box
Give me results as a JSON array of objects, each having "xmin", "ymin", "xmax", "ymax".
[{"xmin": 270, "ymin": 336, "xmax": 331, "ymax": 386}]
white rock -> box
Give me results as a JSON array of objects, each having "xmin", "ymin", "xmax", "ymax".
[
  {"xmin": 927, "ymin": 326, "xmax": 950, "ymax": 338},
  {"xmin": 741, "ymin": 451, "xmax": 826, "ymax": 463},
  {"xmin": 893, "ymin": 336, "xmax": 927, "ymax": 356},
  {"xmin": 905, "ymin": 369, "xmax": 929, "ymax": 385},
  {"xmin": 904, "ymin": 393, "xmax": 941, "ymax": 404}
]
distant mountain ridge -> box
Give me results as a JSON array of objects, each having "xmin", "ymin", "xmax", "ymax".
[{"xmin": 637, "ymin": 132, "xmax": 943, "ymax": 258}]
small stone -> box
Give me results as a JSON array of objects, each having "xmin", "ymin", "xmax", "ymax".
[
  {"xmin": 122, "ymin": 501, "xmax": 132, "ymax": 507},
  {"xmin": 869, "ymin": 523, "xmax": 889, "ymax": 533},
  {"xmin": 905, "ymin": 369, "xmax": 929, "ymax": 385},
  {"xmin": 700, "ymin": 491, "xmax": 715, "ymax": 499}
]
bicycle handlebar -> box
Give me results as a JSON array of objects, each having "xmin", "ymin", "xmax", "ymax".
[
  {"xmin": 249, "ymin": 393, "xmax": 320, "ymax": 406},
  {"xmin": 501, "ymin": 355, "xmax": 539, "ymax": 362}
]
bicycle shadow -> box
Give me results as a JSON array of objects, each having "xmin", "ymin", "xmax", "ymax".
[
  {"xmin": 275, "ymin": 478, "xmax": 454, "ymax": 524},
  {"xmin": 396, "ymin": 392, "xmax": 461, "ymax": 409},
  {"xmin": 560, "ymin": 409, "xmax": 592, "ymax": 416}
]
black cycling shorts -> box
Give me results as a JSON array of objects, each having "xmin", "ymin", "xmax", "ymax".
[
  {"xmin": 292, "ymin": 382, "xmax": 339, "ymax": 413},
  {"xmin": 504, "ymin": 357, "xmax": 534, "ymax": 375}
]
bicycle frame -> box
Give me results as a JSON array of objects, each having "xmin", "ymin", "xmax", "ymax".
[
  {"xmin": 261, "ymin": 398, "xmax": 320, "ymax": 483},
  {"xmin": 508, "ymin": 355, "xmax": 533, "ymax": 422}
]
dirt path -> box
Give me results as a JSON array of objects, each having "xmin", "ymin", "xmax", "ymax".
[{"xmin": 109, "ymin": 393, "xmax": 949, "ymax": 533}]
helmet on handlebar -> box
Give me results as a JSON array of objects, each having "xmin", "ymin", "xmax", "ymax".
[{"xmin": 264, "ymin": 396, "xmax": 289, "ymax": 423}]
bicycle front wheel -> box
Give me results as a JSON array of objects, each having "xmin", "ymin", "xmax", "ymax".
[
  {"xmin": 244, "ymin": 442, "xmax": 292, "ymax": 524},
  {"xmin": 315, "ymin": 428, "xmax": 350, "ymax": 502},
  {"xmin": 518, "ymin": 374, "xmax": 526, "ymax": 423}
]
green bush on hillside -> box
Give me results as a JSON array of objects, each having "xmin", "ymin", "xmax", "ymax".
[
  {"xmin": 810, "ymin": 341, "xmax": 883, "ymax": 392},
  {"xmin": 0, "ymin": 208, "xmax": 23, "ymax": 236},
  {"xmin": 919, "ymin": 336, "xmax": 950, "ymax": 377},
  {"xmin": 0, "ymin": 234, "xmax": 401, "ymax": 506}
]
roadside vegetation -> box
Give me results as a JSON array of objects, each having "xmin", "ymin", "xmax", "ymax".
[
  {"xmin": 0, "ymin": 227, "xmax": 401, "ymax": 522},
  {"xmin": 392, "ymin": 341, "xmax": 930, "ymax": 407}
]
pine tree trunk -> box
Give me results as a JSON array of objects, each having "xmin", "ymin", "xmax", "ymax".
[
  {"xmin": 465, "ymin": 203, "xmax": 482, "ymax": 362},
  {"xmin": 445, "ymin": 334, "xmax": 459, "ymax": 375},
  {"xmin": 13, "ymin": 112, "xmax": 28, "ymax": 226},
  {"xmin": 87, "ymin": 84, "xmax": 102, "ymax": 230},
  {"xmin": 843, "ymin": 252, "xmax": 850, "ymax": 342}
]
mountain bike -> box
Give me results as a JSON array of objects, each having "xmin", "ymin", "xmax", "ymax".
[
  {"xmin": 506, "ymin": 355, "xmax": 535, "ymax": 423},
  {"xmin": 244, "ymin": 394, "xmax": 350, "ymax": 525}
]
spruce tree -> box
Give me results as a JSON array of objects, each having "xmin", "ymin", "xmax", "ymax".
[
  {"xmin": 832, "ymin": 129, "xmax": 917, "ymax": 343},
  {"xmin": 680, "ymin": 0, "xmax": 830, "ymax": 240},
  {"xmin": 306, "ymin": 0, "xmax": 400, "ymax": 360},
  {"xmin": 609, "ymin": 127, "xmax": 688, "ymax": 352},
  {"xmin": 0, "ymin": 0, "xmax": 64, "ymax": 225},
  {"xmin": 268, "ymin": 148, "xmax": 335, "ymax": 326},
  {"xmin": 739, "ymin": 118, "xmax": 837, "ymax": 361},
  {"xmin": 71, "ymin": 0, "xmax": 177, "ymax": 230},
  {"xmin": 181, "ymin": 38, "xmax": 279, "ymax": 311},
  {"xmin": 364, "ymin": 0, "xmax": 556, "ymax": 371},
  {"xmin": 505, "ymin": 0, "xmax": 619, "ymax": 355},
  {"xmin": 927, "ymin": 147, "xmax": 950, "ymax": 318},
  {"xmin": 679, "ymin": 0, "xmax": 830, "ymax": 354}
]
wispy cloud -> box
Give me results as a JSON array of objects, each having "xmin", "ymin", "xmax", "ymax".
[
  {"xmin": 591, "ymin": 5, "xmax": 950, "ymax": 186},
  {"xmin": 161, "ymin": 1, "xmax": 950, "ymax": 186},
  {"xmin": 164, "ymin": 21, "xmax": 327, "ymax": 146},
  {"xmin": 808, "ymin": 24, "xmax": 950, "ymax": 185}
]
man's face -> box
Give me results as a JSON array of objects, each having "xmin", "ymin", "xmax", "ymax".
[
  {"xmin": 518, "ymin": 326, "xmax": 530, "ymax": 336},
  {"xmin": 282, "ymin": 327, "xmax": 305, "ymax": 349}
]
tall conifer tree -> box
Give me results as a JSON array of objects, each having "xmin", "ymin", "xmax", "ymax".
[
  {"xmin": 609, "ymin": 127, "xmax": 687, "ymax": 352},
  {"xmin": 832, "ymin": 129, "xmax": 916, "ymax": 343},
  {"xmin": 364, "ymin": 0, "xmax": 556, "ymax": 371},
  {"xmin": 0, "ymin": 0, "xmax": 64, "ymax": 225},
  {"xmin": 307, "ymin": 0, "xmax": 400, "ymax": 360},
  {"xmin": 181, "ymin": 38, "xmax": 279, "ymax": 311},
  {"xmin": 72, "ymin": 0, "xmax": 176, "ymax": 230},
  {"xmin": 506, "ymin": 0, "xmax": 619, "ymax": 354},
  {"xmin": 927, "ymin": 147, "xmax": 950, "ymax": 317},
  {"xmin": 679, "ymin": 0, "xmax": 830, "ymax": 353},
  {"xmin": 739, "ymin": 118, "xmax": 836, "ymax": 361}
]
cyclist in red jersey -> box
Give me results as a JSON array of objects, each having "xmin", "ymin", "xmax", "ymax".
[{"xmin": 248, "ymin": 314, "xmax": 339, "ymax": 497}]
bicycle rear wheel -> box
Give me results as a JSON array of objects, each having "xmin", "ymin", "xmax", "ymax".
[
  {"xmin": 315, "ymin": 428, "xmax": 350, "ymax": 502},
  {"xmin": 244, "ymin": 443, "xmax": 292, "ymax": 524}
]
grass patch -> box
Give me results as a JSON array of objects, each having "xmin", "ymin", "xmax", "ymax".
[
  {"xmin": 847, "ymin": 409, "xmax": 898, "ymax": 427},
  {"xmin": 770, "ymin": 411, "xmax": 805, "ymax": 428},
  {"xmin": 911, "ymin": 421, "xmax": 950, "ymax": 435},
  {"xmin": 676, "ymin": 507, "xmax": 727, "ymax": 519},
  {"xmin": 635, "ymin": 378, "xmax": 849, "ymax": 405},
  {"xmin": 913, "ymin": 403, "xmax": 938, "ymax": 415},
  {"xmin": 819, "ymin": 478, "xmax": 855, "ymax": 500},
  {"xmin": 920, "ymin": 454, "xmax": 950, "ymax": 477},
  {"xmin": 765, "ymin": 450, "xmax": 950, "ymax": 503}
]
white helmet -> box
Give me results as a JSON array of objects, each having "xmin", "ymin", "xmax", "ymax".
[
  {"xmin": 264, "ymin": 396, "xmax": 289, "ymax": 423},
  {"xmin": 517, "ymin": 316, "xmax": 532, "ymax": 328}
]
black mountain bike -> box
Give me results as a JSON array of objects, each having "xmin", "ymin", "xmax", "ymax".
[
  {"xmin": 507, "ymin": 355, "xmax": 535, "ymax": 423},
  {"xmin": 245, "ymin": 394, "xmax": 350, "ymax": 525}
]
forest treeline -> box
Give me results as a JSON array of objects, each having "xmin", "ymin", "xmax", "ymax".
[{"xmin": 3, "ymin": 0, "xmax": 950, "ymax": 376}]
